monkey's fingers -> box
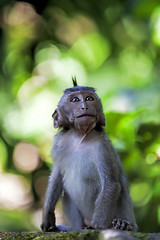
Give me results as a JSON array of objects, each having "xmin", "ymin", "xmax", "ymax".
[
  {"xmin": 41, "ymin": 223, "xmax": 58, "ymax": 232},
  {"xmin": 112, "ymin": 219, "xmax": 121, "ymax": 230},
  {"xmin": 40, "ymin": 223, "xmax": 48, "ymax": 232},
  {"xmin": 82, "ymin": 225, "xmax": 94, "ymax": 230},
  {"xmin": 111, "ymin": 219, "xmax": 133, "ymax": 231},
  {"xmin": 48, "ymin": 226, "xmax": 59, "ymax": 232}
]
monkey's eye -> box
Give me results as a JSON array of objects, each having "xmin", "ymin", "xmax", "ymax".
[
  {"xmin": 86, "ymin": 96, "xmax": 94, "ymax": 101},
  {"xmin": 70, "ymin": 97, "xmax": 80, "ymax": 102}
]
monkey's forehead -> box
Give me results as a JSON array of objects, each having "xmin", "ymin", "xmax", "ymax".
[{"xmin": 61, "ymin": 90, "xmax": 100, "ymax": 100}]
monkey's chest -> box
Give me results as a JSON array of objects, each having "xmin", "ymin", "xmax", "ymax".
[
  {"xmin": 59, "ymin": 143, "xmax": 102, "ymax": 217},
  {"xmin": 61, "ymin": 149, "xmax": 101, "ymax": 194}
]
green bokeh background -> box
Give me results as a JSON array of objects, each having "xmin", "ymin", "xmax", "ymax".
[{"xmin": 0, "ymin": 0, "xmax": 160, "ymax": 232}]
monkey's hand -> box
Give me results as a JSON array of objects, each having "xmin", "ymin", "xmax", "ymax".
[
  {"xmin": 41, "ymin": 213, "xmax": 57, "ymax": 232},
  {"xmin": 111, "ymin": 219, "xmax": 133, "ymax": 231},
  {"xmin": 41, "ymin": 222, "xmax": 58, "ymax": 232},
  {"xmin": 41, "ymin": 220, "xmax": 71, "ymax": 232}
]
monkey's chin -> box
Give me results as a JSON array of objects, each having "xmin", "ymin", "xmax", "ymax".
[{"xmin": 74, "ymin": 116, "xmax": 96, "ymax": 134}]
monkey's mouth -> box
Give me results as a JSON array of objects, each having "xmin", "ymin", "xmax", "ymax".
[{"xmin": 77, "ymin": 114, "xmax": 95, "ymax": 118}]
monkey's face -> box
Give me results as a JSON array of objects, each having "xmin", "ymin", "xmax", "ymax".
[
  {"xmin": 66, "ymin": 91, "xmax": 97, "ymax": 129},
  {"xmin": 53, "ymin": 91, "xmax": 105, "ymax": 133}
]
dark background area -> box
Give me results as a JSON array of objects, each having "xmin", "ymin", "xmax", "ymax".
[{"xmin": 0, "ymin": 0, "xmax": 160, "ymax": 232}]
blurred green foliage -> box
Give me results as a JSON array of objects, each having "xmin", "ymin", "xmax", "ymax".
[{"xmin": 0, "ymin": 0, "xmax": 160, "ymax": 233}]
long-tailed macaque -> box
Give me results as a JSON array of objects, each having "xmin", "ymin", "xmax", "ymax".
[{"xmin": 41, "ymin": 78, "xmax": 137, "ymax": 232}]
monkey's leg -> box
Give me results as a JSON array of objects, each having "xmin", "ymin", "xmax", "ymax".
[{"xmin": 62, "ymin": 192, "xmax": 85, "ymax": 231}]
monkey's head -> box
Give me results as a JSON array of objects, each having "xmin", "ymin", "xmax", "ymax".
[{"xmin": 52, "ymin": 78, "xmax": 105, "ymax": 134}]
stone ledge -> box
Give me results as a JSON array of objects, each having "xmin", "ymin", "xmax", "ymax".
[
  {"xmin": 101, "ymin": 230, "xmax": 160, "ymax": 240},
  {"xmin": 0, "ymin": 230, "xmax": 160, "ymax": 240}
]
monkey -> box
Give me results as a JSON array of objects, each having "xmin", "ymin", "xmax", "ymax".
[{"xmin": 41, "ymin": 78, "xmax": 137, "ymax": 232}]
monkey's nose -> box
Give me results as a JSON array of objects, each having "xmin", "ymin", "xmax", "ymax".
[
  {"xmin": 81, "ymin": 106, "xmax": 88, "ymax": 110},
  {"xmin": 81, "ymin": 102, "xmax": 88, "ymax": 110}
]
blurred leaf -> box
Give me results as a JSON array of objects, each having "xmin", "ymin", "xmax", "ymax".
[
  {"xmin": 137, "ymin": 123, "xmax": 160, "ymax": 150},
  {"xmin": 130, "ymin": 182, "xmax": 152, "ymax": 207},
  {"xmin": 133, "ymin": 0, "xmax": 160, "ymax": 17},
  {"xmin": 0, "ymin": 209, "xmax": 37, "ymax": 231},
  {"xmin": 153, "ymin": 181, "xmax": 160, "ymax": 198},
  {"xmin": 106, "ymin": 111, "xmax": 142, "ymax": 150},
  {"xmin": 151, "ymin": 7, "xmax": 160, "ymax": 46},
  {"xmin": 0, "ymin": 138, "xmax": 8, "ymax": 172},
  {"xmin": 70, "ymin": 32, "xmax": 110, "ymax": 69},
  {"xmin": 158, "ymin": 205, "xmax": 160, "ymax": 225}
]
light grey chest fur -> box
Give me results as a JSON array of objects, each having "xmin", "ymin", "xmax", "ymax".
[{"xmin": 53, "ymin": 131, "xmax": 103, "ymax": 216}]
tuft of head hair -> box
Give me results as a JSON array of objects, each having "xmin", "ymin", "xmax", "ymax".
[
  {"xmin": 64, "ymin": 77, "xmax": 96, "ymax": 94},
  {"xmin": 72, "ymin": 76, "xmax": 78, "ymax": 87}
]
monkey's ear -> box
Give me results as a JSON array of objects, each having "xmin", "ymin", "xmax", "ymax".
[{"xmin": 52, "ymin": 109, "xmax": 61, "ymax": 128}]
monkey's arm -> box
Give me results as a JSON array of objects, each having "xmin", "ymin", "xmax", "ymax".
[
  {"xmin": 91, "ymin": 140, "xmax": 122, "ymax": 229},
  {"xmin": 91, "ymin": 137, "xmax": 137, "ymax": 230},
  {"xmin": 41, "ymin": 166, "xmax": 63, "ymax": 232},
  {"xmin": 91, "ymin": 176, "xmax": 121, "ymax": 229}
]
